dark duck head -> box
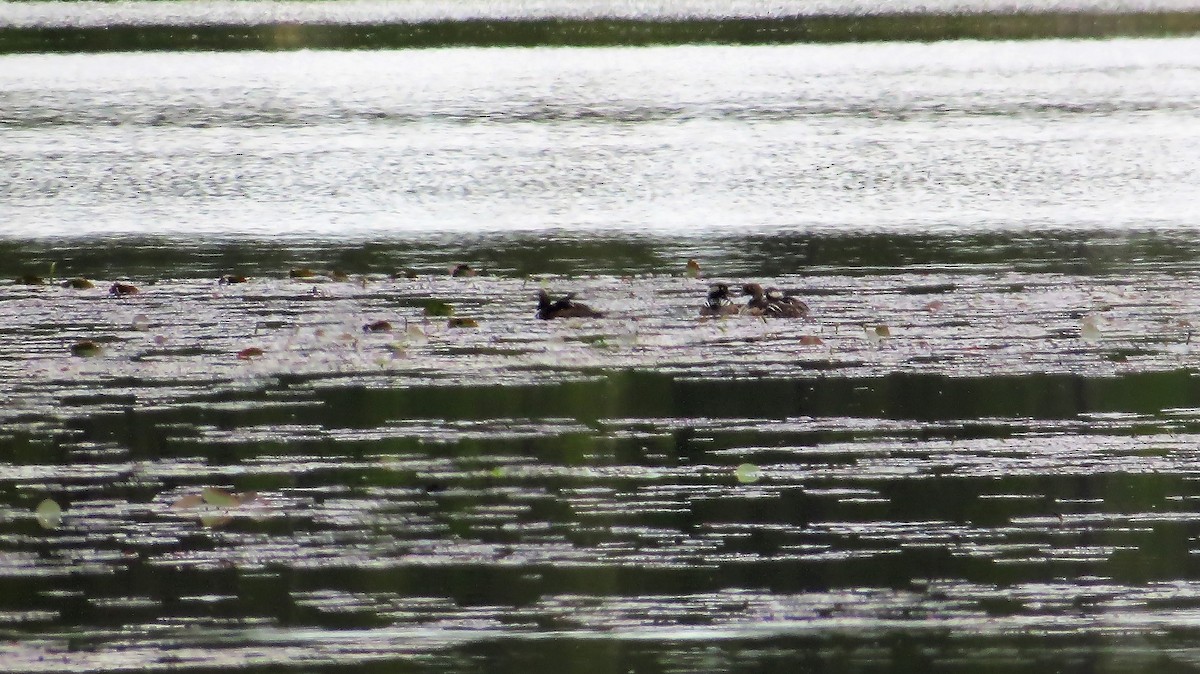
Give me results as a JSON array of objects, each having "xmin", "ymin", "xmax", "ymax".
[
  {"xmin": 536, "ymin": 289, "xmax": 604, "ymax": 320},
  {"xmin": 700, "ymin": 283, "xmax": 740, "ymax": 317}
]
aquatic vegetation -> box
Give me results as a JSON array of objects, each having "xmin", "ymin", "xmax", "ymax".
[
  {"xmin": 61, "ymin": 277, "xmax": 95, "ymax": 289},
  {"xmin": 34, "ymin": 498, "xmax": 62, "ymax": 530},
  {"xmin": 70, "ymin": 339, "xmax": 103, "ymax": 357},
  {"xmin": 423, "ymin": 300, "xmax": 454, "ymax": 317}
]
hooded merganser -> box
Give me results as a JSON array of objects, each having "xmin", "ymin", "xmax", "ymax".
[
  {"xmin": 536, "ymin": 289, "xmax": 604, "ymax": 320},
  {"xmin": 699, "ymin": 283, "xmax": 740, "ymax": 317},
  {"xmin": 742, "ymin": 283, "xmax": 809, "ymax": 318}
]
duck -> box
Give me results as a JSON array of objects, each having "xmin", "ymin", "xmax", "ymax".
[
  {"xmin": 699, "ymin": 283, "xmax": 740, "ymax": 317},
  {"xmin": 535, "ymin": 289, "xmax": 604, "ymax": 320},
  {"xmin": 742, "ymin": 283, "xmax": 809, "ymax": 318}
]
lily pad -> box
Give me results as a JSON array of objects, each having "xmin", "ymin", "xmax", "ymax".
[
  {"xmin": 35, "ymin": 499, "xmax": 62, "ymax": 530},
  {"xmin": 423, "ymin": 300, "xmax": 454, "ymax": 317},
  {"xmin": 735, "ymin": 464, "xmax": 761, "ymax": 484}
]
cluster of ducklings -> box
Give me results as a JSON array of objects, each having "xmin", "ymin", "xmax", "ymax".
[
  {"xmin": 15, "ymin": 264, "xmax": 810, "ymax": 323},
  {"xmin": 536, "ymin": 282, "xmax": 809, "ymax": 320}
]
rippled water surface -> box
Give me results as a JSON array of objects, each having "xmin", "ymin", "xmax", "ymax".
[{"xmin": 5, "ymin": 37, "xmax": 1200, "ymax": 673}]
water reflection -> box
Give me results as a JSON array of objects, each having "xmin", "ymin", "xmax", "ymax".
[{"xmin": 4, "ymin": 231, "xmax": 1200, "ymax": 671}]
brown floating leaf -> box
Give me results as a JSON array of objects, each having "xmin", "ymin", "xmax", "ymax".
[
  {"xmin": 447, "ymin": 317, "xmax": 479, "ymax": 329},
  {"xmin": 70, "ymin": 340, "xmax": 103, "ymax": 357},
  {"xmin": 685, "ymin": 259, "xmax": 701, "ymax": 278},
  {"xmin": 61, "ymin": 277, "xmax": 94, "ymax": 289},
  {"xmin": 451, "ymin": 263, "xmax": 477, "ymax": 277},
  {"xmin": 924, "ymin": 300, "xmax": 945, "ymax": 312},
  {"xmin": 798, "ymin": 335, "xmax": 825, "ymax": 346},
  {"xmin": 289, "ymin": 267, "xmax": 316, "ymax": 278},
  {"xmin": 363, "ymin": 320, "xmax": 392, "ymax": 333},
  {"xmin": 109, "ymin": 282, "xmax": 139, "ymax": 296},
  {"xmin": 219, "ymin": 274, "xmax": 248, "ymax": 285},
  {"xmin": 236, "ymin": 347, "xmax": 265, "ymax": 360}
]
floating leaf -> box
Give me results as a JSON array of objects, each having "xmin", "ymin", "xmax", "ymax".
[
  {"xmin": 16, "ymin": 274, "xmax": 44, "ymax": 285},
  {"xmin": 170, "ymin": 494, "xmax": 205, "ymax": 510},
  {"xmin": 924, "ymin": 300, "xmax": 945, "ymax": 312},
  {"xmin": 685, "ymin": 258, "xmax": 701, "ymax": 278},
  {"xmin": 735, "ymin": 463, "xmax": 761, "ymax": 484},
  {"xmin": 70, "ymin": 340, "xmax": 103, "ymax": 357},
  {"xmin": 1081, "ymin": 317, "xmax": 1102, "ymax": 343},
  {"xmin": 201, "ymin": 487, "xmax": 240, "ymax": 507},
  {"xmin": 199, "ymin": 512, "xmax": 232, "ymax": 528},
  {"xmin": 363, "ymin": 320, "xmax": 392, "ymax": 333},
  {"xmin": 447, "ymin": 317, "xmax": 478, "ymax": 329},
  {"xmin": 35, "ymin": 499, "xmax": 62, "ymax": 530},
  {"xmin": 109, "ymin": 282, "xmax": 139, "ymax": 296},
  {"xmin": 61, "ymin": 277, "xmax": 94, "ymax": 289},
  {"xmin": 289, "ymin": 267, "xmax": 316, "ymax": 279},
  {"xmin": 131, "ymin": 313, "xmax": 151, "ymax": 331},
  {"xmin": 423, "ymin": 300, "xmax": 454, "ymax": 317},
  {"xmin": 874, "ymin": 325, "xmax": 892, "ymax": 337},
  {"xmin": 799, "ymin": 335, "xmax": 825, "ymax": 346},
  {"xmin": 236, "ymin": 347, "xmax": 265, "ymax": 360}
]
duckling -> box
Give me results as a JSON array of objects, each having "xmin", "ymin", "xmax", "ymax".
[
  {"xmin": 536, "ymin": 289, "xmax": 604, "ymax": 320},
  {"xmin": 699, "ymin": 283, "xmax": 740, "ymax": 317},
  {"xmin": 742, "ymin": 283, "xmax": 809, "ymax": 318},
  {"xmin": 765, "ymin": 286, "xmax": 811, "ymax": 318}
]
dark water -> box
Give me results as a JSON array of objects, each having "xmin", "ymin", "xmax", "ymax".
[{"xmin": 6, "ymin": 231, "xmax": 1200, "ymax": 672}]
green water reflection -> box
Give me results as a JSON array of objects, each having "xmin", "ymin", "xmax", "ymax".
[
  {"xmin": 4, "ymin": 11, "xmax": 1200, "ymax": 54},
  {"xmin": 2, "ymin": 229, "xmax": 1197, "ymax": 280}
]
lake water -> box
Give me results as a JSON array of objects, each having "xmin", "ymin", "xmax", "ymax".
[{"xmin": 5, "ymin": 31, "xmax": 1200, "ymax": 674}]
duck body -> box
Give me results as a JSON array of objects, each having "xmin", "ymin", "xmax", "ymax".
[
  {"xmin": 536, "ymin": 289, "xmax": 604, "ymax": 320},
  {"xmin": 699, "ymin": 283, "xmax": 740, "ymax": 317},
  {"xmin": 742, "ymin": 283, "xmax": 810, "ymax": 318}
]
